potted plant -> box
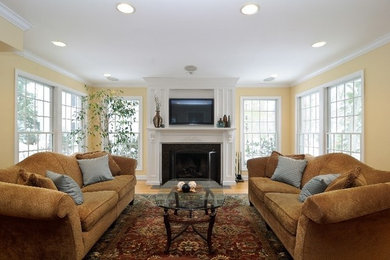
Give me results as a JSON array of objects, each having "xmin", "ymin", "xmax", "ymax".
[{"xmin": 70, "ymin": 86, "xmax": 137, "ymax": 156}]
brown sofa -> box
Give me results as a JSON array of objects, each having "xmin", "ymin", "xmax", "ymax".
[
  {"xmin": 0, "ymin": 152, "xmax": 137, "ymax": 260},
  {"xmin": 248, "ymin": 152, "xmax": 390, "ymax": 260}
]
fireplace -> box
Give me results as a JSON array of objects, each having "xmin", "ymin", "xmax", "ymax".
[{"xmin": 161, "ymin": 144, "xmax": 221, "ymax": 184}]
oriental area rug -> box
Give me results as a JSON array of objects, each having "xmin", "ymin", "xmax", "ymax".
[{"xmin": 85, "ymin": 195, "xmax": 292, "ymax": 260}]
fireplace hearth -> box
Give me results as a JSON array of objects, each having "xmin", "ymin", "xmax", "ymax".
[{"xmin": 161, "ymin": 144, "xmax": 221, "ymax": 184}]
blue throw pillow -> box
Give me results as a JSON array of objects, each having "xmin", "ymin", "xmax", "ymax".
[
  {"xmin": 298, "ymin": 174, "xmax": 340, "ymax": 202},
  {"xmin": 77, "ymin": 154, "xmax": 114, "ymax": 186},
  {"xmin": 271, "ymin": 156, "xmax": 307, "ymax": 188},
  {"xmin": 46, "ymin": 170, "xmax": 84, "ymax": 205}
]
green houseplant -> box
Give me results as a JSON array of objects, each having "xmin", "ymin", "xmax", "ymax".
[{"xmin": 70, "ymin": 87, "xmax": 137, "ymax": 157}]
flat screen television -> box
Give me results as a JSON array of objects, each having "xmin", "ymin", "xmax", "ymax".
[{"xmin": 169, "ymin": 98, "xmax": 214, "ymax": 125}]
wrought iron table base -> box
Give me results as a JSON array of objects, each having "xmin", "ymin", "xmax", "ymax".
[{"xmin": 163, "ymin": 208, "xmax": 216, "ymax": 254}]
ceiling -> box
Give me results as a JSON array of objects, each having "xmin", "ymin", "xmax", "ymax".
[{"xmin": 2, "ymin": 0, "xmax": 390, "ymax": 87}]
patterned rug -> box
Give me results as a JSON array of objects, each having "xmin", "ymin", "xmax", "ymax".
[{"xmin": 85, "ymin": 195, "xmax": 292, "ymax": 260}]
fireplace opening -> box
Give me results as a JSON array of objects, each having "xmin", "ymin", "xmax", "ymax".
[{"xmin": 161, "ymin": 144, "xmax": 221, "ymax": 184}]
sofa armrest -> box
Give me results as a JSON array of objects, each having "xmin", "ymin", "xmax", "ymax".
[
  {"xmin": 0, "ymin": 182, "xmax": 84, "ymax": 259},
  {"xmin": 112, "ymin": 155, "xmax": 137, "ymax": 176},
  {"xmin": 247, "ymin": 156, "xmax": 268, "ymax": 178},
  {"xmin": 0, "ymin": 182, "xmax": 77, "ymax": 219},
  {"xmin": 302, "ymin": 183, "xmax": 390, "ymax": 224}
]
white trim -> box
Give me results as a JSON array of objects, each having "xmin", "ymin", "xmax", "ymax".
[
  {"xmin": 123, "ymin": 96, "xmax": 143, "ymax": 171},
  {"xmin": 14, "ymin": 70, "xmax": 87, "ymax": 163},
  {"xmin": 236, "ymin": 82, "xmax": 291, "ymax": 88},
  {"xmin": 135, "ymin": 174, "xmax": 147, "ymax": 180},
  {"xmin": 15, "ymin": 51, "xmax": 87, "ymax": 84},
  {"xmin": 240, "ymin": 96, "xmax": 282, "ymax": 170},
  {"xmin": 0, "ymin": 2, "xmax": 32, "ymax": 31},
  {"xmin": 294, "ymin": 33, "xmax": 390, "ymax": 86},
  {"xmin": 294, "ymin": 70, "xmax": 364, "ymax": 160},
  {"xmin": 295, "ymin": 90, "xmax": 323, "ymax": 155}
]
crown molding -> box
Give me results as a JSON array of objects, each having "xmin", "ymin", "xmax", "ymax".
[
  {"xmin": 236, "ymin": 82, "xmax": 291, "ymax": 88},
  {"xmin": 16, "ymin": 50, "xmax": 87, "ymax": 84},
  {"xmin": 0, "ymin": 2, "xmax": 31, "ymax": 31},
  {"xmin": 144, "ymin": 77, "xmax": 239, "ymax": 89},
  {"xmin": 293, "ymin": 32, "xmax": 390, "ymax": 86}
]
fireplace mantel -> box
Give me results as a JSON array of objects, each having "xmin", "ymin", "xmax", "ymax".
[
  {"xmin": 144, "ymin": 77, "xmax": 237, "ymax": 186},
  {"xmin": 147, "ymin": 127, "xmax": 236, "ymax": 185}
]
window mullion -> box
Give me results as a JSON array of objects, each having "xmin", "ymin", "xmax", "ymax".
[{"xmin": 53, "ymin": 87, "xmax": 62, "ymax": 153}]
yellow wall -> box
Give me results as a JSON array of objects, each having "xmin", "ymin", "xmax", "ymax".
[
  {"xmin": 0, "ymin": 52, "xmax": 85, "ymax": 167},
  {"xmin": 0, "ymin": 17, "xmax": 23, "ymax": 51},
  {"xmin": 235, "ymin": 87, "xmax": 291, "ymax": 175},
  {"xmin": 290, "ymin": 42, "xmax": 390, "ymax": 170}
]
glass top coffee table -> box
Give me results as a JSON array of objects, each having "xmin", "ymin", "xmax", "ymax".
[{"xmin": 155, "ymin": 180, "xmax": 225, "ymax": 253}]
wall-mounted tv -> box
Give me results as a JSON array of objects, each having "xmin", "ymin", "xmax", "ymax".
[{"xmin": 169, "ymin": 98, "xmax": 214, "ymax": 125}]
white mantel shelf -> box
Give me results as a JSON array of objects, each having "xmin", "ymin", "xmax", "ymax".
[{"xmin": 147, "ymin": 127, "xmax": 236, "ymax": 131}]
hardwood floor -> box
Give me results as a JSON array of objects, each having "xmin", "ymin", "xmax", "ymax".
[{"xmin": 135, "ymin": 180, "xmax": 248, "ymax": 194}]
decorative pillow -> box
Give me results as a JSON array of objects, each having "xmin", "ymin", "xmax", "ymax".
[
  {"xmin": 46, "ymin": 170, "xmax": 84, "ymax": 205},
  {"xmin": 76, "ymin": 151, "xmax": 121, "ymax": 176},
  {"xmin": 325, "ymin": 167, "xmax": 366, "ymax": 192},
  {"xmin": 77, "ymin": 155, "xmax": 114, "ymax": 186},
  {"xmin": 265, "ymin": 151, "xmax": 305, "ymax": 178},
  {"xmin": 298, "ymin": 174, "xmax": 340, "ymax": 202},
  {"xmin": 271, "ymin": 156, "xmax": 307, "ymax": 188},
  {"xmin": 16, "ymin": 169, "xmax": 57, "ymax": 190}
]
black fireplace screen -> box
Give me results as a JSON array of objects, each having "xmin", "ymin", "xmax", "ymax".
[{"xmin": 161, "ymin": 144, "xmax": 221, "ymax": 185}]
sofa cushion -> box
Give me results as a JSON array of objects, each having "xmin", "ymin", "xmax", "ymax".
[
  {"xmin": 76, "ymin": 151, "xmax": 121, "ymax": 176},
  {"xmin": 77, "ymin": 155, "xmax": 114, "ymax": 186},
  {"xmin": 16, "ymin": 169, "xmax": 58, "ymax": 190},
  {"xmin": 249, "ymin": 177, "xmax": 300, "ymax": 202},
  {"xmin": 325, "ymin": 167, "xmax": 366, "ymax": 192},
  {"xmin": 299, "ymin": 174, "xmax": 340, "ymax": 202},
  {"xmin": 81, "ymin": 175, "xmax": 136, "ymax": 200},
  {"xmin": 264, "ymin": 193, "xmax": 302, "ymax": 235},
  {"xmin": 46, "ymin": 170, "xmax": 84, "ymax": 205},
  {"xmin": 271, "ymin": 156, "xmax": 307, "ymax": 188},
  {"xmin": 265, "ymin": 151, "xmax": 305, "ymax": 178},
  {"xmin": 78, "ymin": 191, "xmax": 118, "ymax": 231}
]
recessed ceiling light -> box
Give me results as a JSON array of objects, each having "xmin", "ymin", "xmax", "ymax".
[
  {"xmin": 312, "ymin": 41, "xmax": 327, "ymax": 48},
  {"xmin": 103, "ymin": 73, "xmax": 111, "ymax": 77},
  {"xmin": 51, "ymin": 41, "xmax": 66, "ymax": 47},
  {"xmin": 116, "ymin": 3, "xmax": 135, "ymax": 14},
  {"xmin": 241, "ymin": 3, "xmax": 259, "ymax": 15}
]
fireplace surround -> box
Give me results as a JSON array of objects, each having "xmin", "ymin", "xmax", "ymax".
[
  {"xmin": 161, "ymin": 143, "xmax": 221, "ymax": 184},
  {"xmin": 145, "ymin": 77, "xmax": 237, "ymax": 185}
]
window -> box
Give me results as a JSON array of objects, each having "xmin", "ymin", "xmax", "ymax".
[
  {"xmin": 296, "ymin": 71, "xmax": 363, "ymax": 160},
  {"xmin": 16, "ymin": 73, "xmax": 85, "ymax": 162},
  {"xmin": 297, "ymin": 92, "xmax": 321, "ymax": 156},
  {"xmin": 327, "ymin": 77, "xmax": 362, "ymax": 159},
  {"xmin": 108, "ymin": 97, "xmax": 142, "ymax": 170},
  {"xmin": 241, "ymin": 97, "xmax": 280, "ymax": 169},
  {"xmin": 61, "ymin": 91, "xmax": 84, "ymax": 155},
  {"xmin": 17, "ymin": 76, "xmax": 53, "ymax": 161}
]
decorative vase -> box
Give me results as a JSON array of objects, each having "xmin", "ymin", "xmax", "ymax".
[
  {"xmin": 181, "ymin": 183, "xmax": 190, "ymax": 193},
  {"xmin": 153, "ymin": 111, "xmax": 163, "ymax": 128}
]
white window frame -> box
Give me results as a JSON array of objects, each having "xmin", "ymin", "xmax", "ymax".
[
  {"xmin": 108, "ymin": 96, "xmax": 143, "ymax": 171},
  {"xmin": 296, "ymin": 88, "xmax": 325, "ymax": 156},
  {"xmin": 240, "ymin": 96, "xmax": 282, "ymax": 170},
  {"xmin": 14, "ymin": 70, "xmax": 86, "ymax": 162},
  {"xmin": 295, "ymin": 70, "xmax": 364, "ymax": 161}
]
